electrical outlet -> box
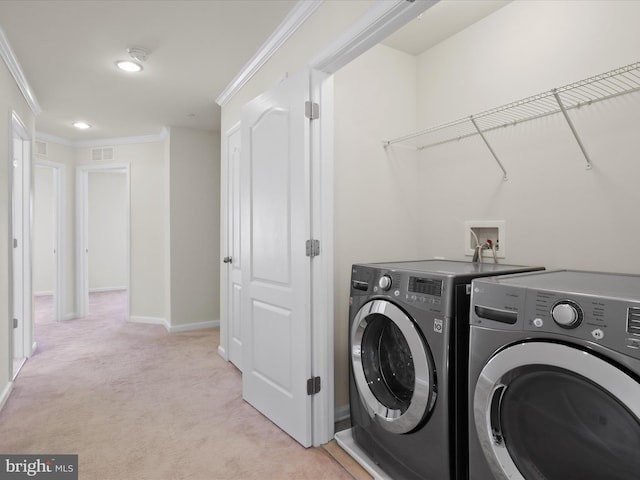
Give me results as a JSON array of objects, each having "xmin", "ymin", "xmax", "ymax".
[{"xmin": 464, "ymin": 221, "xmax": 506, "ymax": 259}]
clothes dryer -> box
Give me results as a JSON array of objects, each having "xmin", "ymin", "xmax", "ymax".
[
  {"xmin": 349, "ymin": 260, "xmax": 542, "ymax": 480},
  {"xmin": 468, "ymin": 270, "xmax": 640, "ymax": 480}
]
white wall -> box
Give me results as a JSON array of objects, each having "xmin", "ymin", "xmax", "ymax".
[
  {"xmin": 0, "ymin": 57, "xmax": 35, "ymax": 406},
  {"xmin": 413, "ymin": 0, "xmax": 640, "ymax": 272},
  {"xmin": 88, "ymin": 171, "xmax": 127, "ymax": 291},
  {"xmin": 34, "ymin": 165, "xmax": 55, "ymax": 294},
  {"xmin": 36, "ymin": 129, "xmax": 219, "ymax": 329},
  {"xmin": 333, "ymin": 43, "xmax": 420, "ymax": 408},
  {"xmin": 77, "ymin": 142, "xmax": 166, "ymax": 320},
  {"xmin": 168, "ymin": 127, "xmax": 220, "ymax": 327}
]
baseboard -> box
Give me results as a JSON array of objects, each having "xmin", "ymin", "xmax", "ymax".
[
  {"xmin": 0, "ymin": 381, "xmax": 14, "ymax": 412},
  {"xmin": 217, "ymin": 345, "xmax": 228, "ymax": 361},
  {"xmin": 63, "ymin": 313, "xmax": 78, "ymax": 321},
  {"xmin": 168, "ymin": 320, "xmax": 219, "ymax": 333},
  {"xmin": 128, "ymin": 317, "xmax": 219, "ymax": 333},
  {"xmin": 34, "ymin": 291, "xmax": 53, "ymax": 296},
  {"xmin": 335, "ymin": 403, "xmax": 350, "ymax": 423},
  {"xmin": 31, "ymin": 341, "xmax": 37, "ymax": 357},
  {"xmin": 89, "ymin": 286, "xmax": 127, "ymax": 293},
  {"xmin": 129, "ymin": 316, "xmax": 170, "ymax": 331}
]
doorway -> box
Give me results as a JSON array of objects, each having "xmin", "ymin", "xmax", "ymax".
[
  {"xmin": 33, "ymin": 161, "xmax": 64, "ymax": 325},
  {"xmin": 76, "ymin": 165, "xmax": 130, "ymax": 319}
]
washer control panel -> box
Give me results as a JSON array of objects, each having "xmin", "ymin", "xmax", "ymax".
[
  {"xmin": 378, "ymin": 275, "xmax": 393, "ymax": 291},
  {"xmin": 470, "ymin": 271, "xmax": 640, "ymax": 360},
  {"xmin": 551, "ymin": 300, "xmax": 583, "ymax": 328},
  {"xmin": 350, "ymin": 265, "xmax": 447, "ymax": 315}
]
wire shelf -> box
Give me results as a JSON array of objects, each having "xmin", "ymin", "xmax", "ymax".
[{"xmin": 383, "ymin": 61, "xmax": 640, "ymax": 179}]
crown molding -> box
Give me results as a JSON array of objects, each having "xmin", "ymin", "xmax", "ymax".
[
  {"xmin": 215, "ymin": 0, "xmax": 323, "ymax": 106},
  {"xmin": 36, "ymin": 127, "xmax": 169, "ymax": 148},
  {"xmin": 0, "ymin": 26, "xmax": 41, "ymax": 115},
  {"xmin": 310, "ymin": 0, "xmax": 438, "ymax": 74}
]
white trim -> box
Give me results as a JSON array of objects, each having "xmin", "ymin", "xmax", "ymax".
[
  {"xmin": 309, "ymin": 0, "xmax": 438, "ymax": 74},
  {"xmin": 34, "ymin": 291, "xmax": 54, "ymax": 296},
  {"xmin": 168, "ymin": 320, "xmax": 220, "ymax": 333},
  {"xmin": 35, "ymin": 132, "xmax": 74, "ymax": 147},
  {"xmin": 10, "ymin": 111, "xmax": 34, "ymax": 362},
  {"xmin": 0, "ymin": 382, "xmax": 14, "ymax": 412},
  {"xmin": 0, "ymin": 26, "xmax": 41, "ymax": 115},
  {"xmin": 36, "ymin": 127, "xmax": 169, "ymax": 148},
  {"xmin": 217, "ymin": 345, "xmax": 228, "ymax": 360},
  {"xmin": 215, "ymin": 0, "xmax": 323, "ymax": 106},
  {"xmin": 129, "ymin": 316, "xmax": 170, "ymax": 331},
  {"xmin": 63, "ymin": 313, "xmax": 78, "ymax": 321},
  {"xmin": 311, "ymin": 70, "xmax": 335, "ymax": 446},
  {"xmin": 89, "ymin": 286, "xmax": 127, "ymax": 293}
]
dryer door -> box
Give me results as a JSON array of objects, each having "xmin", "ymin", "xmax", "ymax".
[
  {"xmin": 473, "ymin": 341, "xmax": 640, "ymax": 480},
  {"xmin": 351, "ymin": 299, "xmax": 436, "ymax": 434}
]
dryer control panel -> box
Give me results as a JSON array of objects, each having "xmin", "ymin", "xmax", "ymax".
[{"xmin": 471, "ymin": 270, "xmax": 640, "ymax": 360}]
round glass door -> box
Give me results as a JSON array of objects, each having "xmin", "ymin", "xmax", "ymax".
[
  {"xmin": 351, "ymin": 299, "xmax": 436, "ymax": 434},
  {"xmin": 474, "ymin": 342, "xmax": 640, "ymax": 480}
]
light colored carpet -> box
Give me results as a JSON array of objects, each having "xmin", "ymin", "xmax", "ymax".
[{"xmin": 0, "ymin": 291, "xmax": 356, "ymax": 479}]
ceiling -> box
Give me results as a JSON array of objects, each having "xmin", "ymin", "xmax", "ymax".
[{"xmin": 0, "ymin": 0, "xmax": 509, "ymax": 143}]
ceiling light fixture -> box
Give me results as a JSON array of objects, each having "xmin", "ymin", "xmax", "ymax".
[
  {"xmin": 73, "ymin": 121, "xmax": 92, "ymax": 130},
  {"xmin": 115, "ymin": 60, "xmax": 143, "ymax": 72},
  {"xmin": 115, "ymin": 47, "xmax": 149, "ymax": 73}
]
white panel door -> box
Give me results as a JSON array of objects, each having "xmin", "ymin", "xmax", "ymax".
[
  {"xmin": 226, "ymin": 126, "xmax": 243, "ymax": 370},
  {"xmin": 241, "ymin": 70, "xmax": 312, "ymax": 447}
]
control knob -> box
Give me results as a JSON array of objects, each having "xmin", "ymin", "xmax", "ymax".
[
  {"xmin": 378, "ymin": 275, "xmax": 392, "ymax": 291},
  {"xmin": 551, "ymin": 300, "xmax": 583, "ymax": 329}
]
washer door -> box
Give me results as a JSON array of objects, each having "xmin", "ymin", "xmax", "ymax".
[
  {"xmin": 474, "ymin": 341, "xmax": 640, "ymax": 480},
  {"xmin": 351, "ymin": 299, "xmax": 436, "ymax": 434}
]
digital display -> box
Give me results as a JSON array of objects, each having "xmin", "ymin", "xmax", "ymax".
[{"xmin": 409, "ymin": 277, "xmax": 442, "ymax": 296}]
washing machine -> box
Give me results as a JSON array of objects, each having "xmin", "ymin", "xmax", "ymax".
[
  {"xmin": 349, "ymin": 260, "xmax": 543, "ymax": 480},
  {"xmin": 468, "ymin": 270, "xmax": 640, "ymax": 480}
]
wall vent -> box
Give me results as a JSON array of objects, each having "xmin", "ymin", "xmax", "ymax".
[
  {"xmin": 627, "ymin": 307, "xmax": 640, "ymax": 335},
  {"xmin": 91, "ymin": 147, "xmax": 115, "ymax": 161},
  {"xmin": 35, "ymin": 140, "xmax": 48, "ymax": 156}
]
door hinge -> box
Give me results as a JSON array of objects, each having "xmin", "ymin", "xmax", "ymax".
[
  {"xmin": 13, "ymin": 318, "xmax": 18, "ymax": 329},
  {"xmin": 307, "ymin": 376, "xmax": 321, "ymax": 395},
  {"xmin": 305, "ymin": 239, "xmax": 320, "ymax": 257},
  {"xmin": 13, "ymin": 238, "xmax": 17, "ymax": 248},
  {"xmin": 305, "ymin": 101, "xmax": 319, "ymax": 120}
]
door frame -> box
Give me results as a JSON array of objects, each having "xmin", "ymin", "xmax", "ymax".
[
  {"xmin": 34, "ymin": 160, "xmax": 65, "ymax": 322},
  {"xmin": 219, "ymin": 0, "xmax": 438, "ymax": 446},
  {"xmin": 9, "ymin": 110, "xmax": 33, "ymax": 372},
  {"xmin": 219, "ymin": 121, "xmax": 240, "ymax": 363},
  {"xmin": 76, "ymin": 163, "xmax": 131, "ymax": 319}
]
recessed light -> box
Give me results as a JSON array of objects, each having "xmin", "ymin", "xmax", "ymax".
[
  {"xmin": 115, "ymin": 60, "xmax": 143, "ymax": 73},
  {"xmin": 73, "ymin": 121, "xmax": 92, "ymax": 130}
]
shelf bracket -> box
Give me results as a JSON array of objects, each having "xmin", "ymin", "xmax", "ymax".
[
  {"xmin": 552, "ymin": 90, "xmax": 592, "ymax": 170},
  {"xmin": 470, "ymin": 116, "xmax": 508, "ymax": 181}
]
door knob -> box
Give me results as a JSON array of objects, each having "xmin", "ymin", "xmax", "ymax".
[{"xmin": 223, "ymin": 256, "xmax": 233, "ymax": 264}]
